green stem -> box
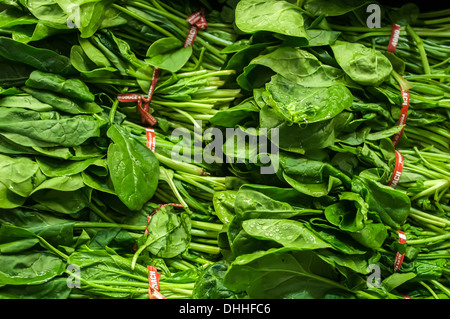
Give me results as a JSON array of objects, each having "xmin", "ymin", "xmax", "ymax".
[
  {"xmin": 74, "ymin": 221, "xmax": 147, "ymax": 231},
  {"xmin": 189, "ymin": 242, "xmax": 221, "ymax": 255},
  {"xmin": 83, "ymin": 78, "xmax": 140, "ymax": 87},
  {"xmin": 38, "ymin": 235, "xmax": 69, "ymax": 260},
  {"xmin": 131, "ymin": 228, "xmax": 174, "ymax": 270},
  {"xmin": 155, "ymin": 152, "xmax": 206, "ymax": 176},
  {"xmin": 431, "ymin": 280, "xmax": 450, "ymax": 298},
  {"xmin": 174, "ymin": 173, "xmax": 216, "ymax": 194},
  {"xmin": 191, "ymin": 220, "xmax": 223, "ymax": 232},
  {"xmin": 109, "ymin": 99, "xmax": 119, "ymax": 125},
  {"xmin": 89, "ymin": 203, "xmax": 116, "ymax": 223},
  {"xmin": 191, "ymin": 228, "xmax": 219, "ymax": 238},
  {"xmin": 406, "ymin": 24, "xmax": 431, "ymax": 74},
  {"xmin": 410, "ymin": 207, "xmax": 450, "ymax": 226},
  {"xmin": 112, "ymin": 4, "xmax": 176, "ymax": 39},
  {"xmin": 410, "ymin": 180, "xmax": 450, "ymax": 201},
  {"xmin": 129, "ymin": 0, "xmax": 188, "ymax": 27},
  {"xmin": 419, "ymin": 8, "xmax": 450, "ymax": 19},
  {"xmin": 420, "ymin": 281, "xmax": 440, "ymax": 299},
  {"xmin": 407, "ymin": 232, "xmax": 450, "ymax": 245},
  {"xmin": 423, "ymin": 16, "xmax": 450, "ymax": 25}
]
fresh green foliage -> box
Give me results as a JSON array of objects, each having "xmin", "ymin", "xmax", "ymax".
[{"xmin": 0, "ymin": 0, "xmax": 449, "ymax": 301}]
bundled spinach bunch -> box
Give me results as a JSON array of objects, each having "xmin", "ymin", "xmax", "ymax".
[
  {"xmin": 0, "ymin": 41, "xmax": 159, "ymax": 213},
  {"xmin": 324, "ymin": 3, "xmax": 450, "ymax": 284},
  {"xmin": 193, "ymin": 0, "xmax": 450, "ymax": 299},
  {"xmin": 0, "ymin": 202, "xmax": 225, "ymax": 299},
  {"xmin": 0, "ymin": 0, "xmax": 242, "ymax": 128},
  {"xmin": 0, "ymin": 0, "xmax": 245, "ymax": 299},
  {"xmin": 0, "ymin": 33, "xmax": 229, "ymax": 300}
]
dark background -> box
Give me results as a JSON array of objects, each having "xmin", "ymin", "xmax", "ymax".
[{"xmin": 377, "ymin": 0, "xmax": 448, "ymax": 12}]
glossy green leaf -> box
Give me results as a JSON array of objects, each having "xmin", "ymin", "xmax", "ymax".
[{"xmin": 107, "ymin": 124, "xmax": 159, "ymax": 211}]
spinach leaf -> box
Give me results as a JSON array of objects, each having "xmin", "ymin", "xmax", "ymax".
[
  {"xmin": 279, "ymin": 152, "xmax": 352, "ymax": 197},
  {"xmin": 22, "ymin": 87, "xmax": 102, "ymax": 114},
  {"xmin": 107, "ymin": 124, "xmax": 159, "ymax": 211},
  {"xmin": 36, "ymin": 156, "xmax": 104, "ymax": 177},
  {"xmin": 235, "ymin": 0, "xmax": 308, "ymax": 40},
  {"xmin": 0, "ymin": 95, "xmax": 53, "ymax": 112},
  {"xmin": 144, "ymin": 205, "xmax": 191, "ymax": 258},
  {"xmin": 223, "ymin": 248, "xmax": 349, "ymax": 298},
  {"xmin": 193, "ymin": 260, "xmax": 243, "ymax": 299},
  {"xmin": 0, "ymin": 277, "xmax": 71, "ymax": 299},
  {"xmin": 0, "ymin": 107, "xmax": 105, "ymax": 147},
  {"xmin": 213, "ymin": 190, "xmax": 237, "ymax": 225},
  {"xmin": 29, "ymin": 174, "xmax": 91, "ymax": 215},
  {"xmin": 351, "ymin": 176, "xmax": 410, "ymax": 229},
  {"xmin": 25, "ymin": 70, "xmax": 95, "ymax": 102},
  {"xmin": 0, "ymin": 36, "xmax": 75, "ymax": 76},
  {"xmin": 146, "ymin": 37, "xmax": 193, "ymax": 73},
  {"xmin": 0, "ymin": 153, "xmax": 46, "ymax": 198},
  {"xmin": 304, "ymin": 0, "xmax": 371, "ymax": 16},
  {"xmin": 260, "ymin": 106, "xmax": 353, "ymax": 154},
  {"xmin": 0, "ymin": 181, "xmax": 26, "ymax": 209},
  {"xmin": 250, "ymin": 47, "xmax": 349, "ymax": 87},
  {"xmin": 263, "ymin": 74, "xmax": 353, "ymax": 124},
  {"xmin": 0, "ymin": 207, "xmax": 74, "ymax": 247},
  {"xmin": 331, "ymin": 40, "xmax": 393, "ymax": 86},
  {"xmin": 0, "ymin": 251, "xmax": 65, "ymax": 285},
  {"xmin": 242, "ymin": 219, "xmax": 333, "ymax": 250}
]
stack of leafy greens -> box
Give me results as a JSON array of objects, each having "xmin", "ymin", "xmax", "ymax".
[
  {"xmin": 203, "ymin": 0, "xmax": 450, "ymax": 299},
  {"xmin": 0, "ymin": 0, "xmax": 449, "ymax": 300}
]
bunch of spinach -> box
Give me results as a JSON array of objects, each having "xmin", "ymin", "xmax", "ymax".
[
  {"xmin": 1, "ymin": 0, "xmax": 450, "ymax": 300},
  {"xmin": 193, "ymin": 0, "xmax": 450, "ymax": 299},
  {"xmin": 0, "ymin": 0, "xmax": 240, "ymax": 299}
]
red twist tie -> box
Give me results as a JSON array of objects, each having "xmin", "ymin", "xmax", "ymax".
[
  {"xmin": 146, "ymin": 128, "xmax": 156, "ymax": 152},
  {"xmin": 392, "ymin": 85, "xmax": 409, "ymax": 148},
  {"xmin": 141, "ymin": 67, "xmax": 161, "ymax": 124},
  {"xmin": 184, "ymin": 9, "xmax": 207, "ymax": 48},
  {"xmin": 387, "ymin": 23, "xmax": 401, "ymax": 53},
  {"xmin": 388, "ymin": 150, "xmax": 404, "ymax": 189},
  {"xmin": 117, "ymin": 93, "xmax": 157, "ymax": 126},
  {"xmin": 394, "ymin": 231, "xmax": 407, "ymax": 272},
  {"xmin": 147, "ymin": 266, "xmax": 166, "ymax": 299}
]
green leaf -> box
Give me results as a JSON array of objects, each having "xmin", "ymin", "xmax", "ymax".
[
  {"xmin": 242, "ymin": 219, "xmax": 333, "ymax": 250},
  {"xmin": 25, "ymin": 70, "xmax": 95, "ymax": 102},
  {"xmin": 0, "ymin": 36, "xmax": 75, "ymax": 76},
  {"xmin": 146, "ymin": 37, "xmax": 193, "ymax": 73},
  {"xmin": 304, "ymin": 0, "xmax": 371, "ymax": 16},
  {"xmin": 22, "ymin": 87, "xmax": 101, "ymax": 114},
  {"xmin": 0, "ymin": 207, "xmax": 75, "ymax": 247},
  {"xmin": 0, "ymin": 153, "xmax": 45, "ymax": 197},
  {"xmin": 107, "ymin": 124, "xmax": 159, "ymax": 211},
  {"xmin": 0, "ymin": 278, "xmax": 71, "ymax": 299},
  {"xmin": 36, "ymin": 156, "xmax": 103, "ymax": 177},
  {"xmin": 351, "ymin": 176, "xmax": 410, "ymax": 229},
  {"xmin": 145, "ymin": 205, "xmax": 191, "ymax": 258},
  {"xmin": 331, "ymin": 40, "xmax": 393, "ymax": 86},
  {"xmin": 0, "ymin": 107, "xmax": 104, "ymax": 147},
  {"xmin": 0, "ymin": 251, "xmax": 65, "ymax": 285},
  {"xmin": 264, "ymin": 74, "xmax": 353, "ymax": 124},
  {"xmin": 324, "ymin": 192, "xmax": 368, "ymax": 232},
  {"xmin": 0, "ymin": 95, "xmax": 53, "ymax": 112},
  {"xmin": 235, "ymin": 0, "xmax": 308, "ymax": 39},
  {"xmin": 193, "ymin": 260, "xmax": 242, "ymax": 299},
  {"xmin": 223, "ymin": 248, "xmax": 348, "ymax": 298}
]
